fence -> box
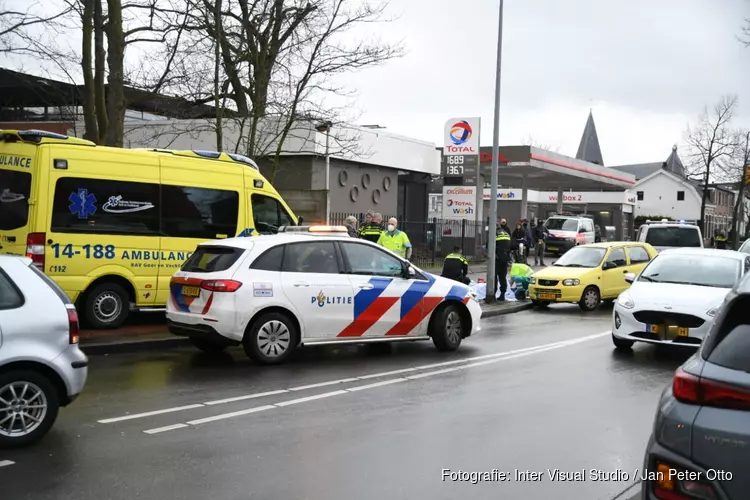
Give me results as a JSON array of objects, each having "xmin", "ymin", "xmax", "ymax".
[{"xmin": 330, "ymin": 212, "xmax": 488, "ymax": 269}]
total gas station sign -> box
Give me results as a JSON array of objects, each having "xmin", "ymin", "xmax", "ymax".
[{"xmin": 443, "ymin": 118, "xmax": 480, "ymax": 156}]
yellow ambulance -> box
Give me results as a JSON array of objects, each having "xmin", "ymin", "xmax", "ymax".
[{"xmin": 0, "ymin": 129, "xmax": 298, "ymax": 328}]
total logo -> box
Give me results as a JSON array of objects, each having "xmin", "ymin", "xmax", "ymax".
[{"xmin": 449, "ymin": 121, "xmax": 472, "ymax": 145}]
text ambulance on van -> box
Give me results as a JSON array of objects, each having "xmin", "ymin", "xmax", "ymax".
[{"xmin": 0, "ymin": 129, "xmax": 298, "ymax": 329}]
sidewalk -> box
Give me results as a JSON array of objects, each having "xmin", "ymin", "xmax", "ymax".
[{"xmin": 80, "ymin": 299, "xmax": 533, "ymax": 354}]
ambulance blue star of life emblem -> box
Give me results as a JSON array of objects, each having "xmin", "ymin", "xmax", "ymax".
[{"xmin": 68, "ymin": 189, "xmax": 98, "ymax": 219}]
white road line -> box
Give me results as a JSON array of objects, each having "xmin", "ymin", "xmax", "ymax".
[
  {"xmin": 97, "ymin": 404, "xmax": 205, "ymax": 424},
  {"xmin": 142, "ymin": 331, "xmax": 610, "ymax": 435},
  {"xmin": 0, "ymin": 460, "xmax": 14, "ymax": 467},
  {"xmin": 356, "ymin": 367, "xmax": 418, "ymax": 380},
  {"xmin": 143, "ymin": 423, "xmax": 189, "ymax": 434},
  {"xmin": 288, "ymin": 377, "xmax": 360, "ymax": 391},
  {"xmin": 274, "ymin": 390, "xmax": 348, "ymax": 407},
  {"xmin": 346, "ymin": 378, "xmax": 407, "ymax": 392},
  {"xmin": 204, "ymin": 389, "xmax": 288, "ymax": 406},
  {"xmin": 187, "ymin": 405, "xmax": 276, "ymax": 425}
]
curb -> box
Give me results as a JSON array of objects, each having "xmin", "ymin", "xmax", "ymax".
[
  {"xmin": 81, "ymin": 336, "xmax": 190, "ymax": 355},
  {"xmin": 480, "ymin": 301, "xmax": 534, "ymax": 318}
]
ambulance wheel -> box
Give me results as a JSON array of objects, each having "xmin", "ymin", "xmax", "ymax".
[
  {"xmin": 431, "ymin": 304, "xmax": 464, "ymax": 352},
  {"xmin": 83, "ymin": 282, "xmax": 129, "ymax": 329},
  {"xmin": 579, "ymin": 286, "xmax": 600, "ymax": 312},
  {"xmin": 190, "ymin": 338, "xmax": 227, "ymax": 353},
  {"xmin": 244, "ymin": 312, "xmax": 297, "ymax": 365}
]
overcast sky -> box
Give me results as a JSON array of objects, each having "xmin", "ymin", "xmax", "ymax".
[{"xmin": 340, "ymin": 0, "xmax": 750, "ymax": 166}]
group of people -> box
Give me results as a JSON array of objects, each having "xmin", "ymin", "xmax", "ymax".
[
  {"xmin": 493, "ymin": 217, "xmax": 547, "ymax": 301},
  {"xmin": 343, "ymin": 211, "xmax": 413, "ymax": 260}
]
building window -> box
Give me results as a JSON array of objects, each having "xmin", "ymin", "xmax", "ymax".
[
  {"xmin": 636, "ymin": 191, "xmax": 644, "ymax": 201},
  {"xmin": 677, "ymin": 191, "xmax": 685, "ymax": 201}
]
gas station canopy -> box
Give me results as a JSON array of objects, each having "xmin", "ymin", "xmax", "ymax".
[{"xmin": 477, "ymin": 146, "xmax": 636, "ymax": 191}]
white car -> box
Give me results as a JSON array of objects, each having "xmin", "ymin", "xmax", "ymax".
[
  {"xmin": 612, "ymin": 248, "xmax": 749, "ymax": 349},
  {"xmin": 166, "ymin": 226, "xmax": 482, "ymax": 364}
]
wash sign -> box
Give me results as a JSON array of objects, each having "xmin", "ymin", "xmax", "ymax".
[{"xmin": 442, "ymin": 186, "xmax": 475, "ymax": 220}]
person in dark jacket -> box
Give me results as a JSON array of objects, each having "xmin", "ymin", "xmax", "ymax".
[
  {"xmin": 533, "ymin": 220, "xmax": 546, "ymax": 266},
  {"xmin": 344, "ymin": 216, "xmax": 358, "ymax": 238},
  {"xmin": 523, "ymin": 220, "xmax": 533, "ymax": 259},
  {"xmin": 495, "ymin": 228, "xmax": 511, "ymax": 301},
  {"xmin": 499, "ymin": 218, "xmax": 511, "ymax": 236},
  {"xmin": 715, "ymin": 230, "xmax": 728, "ymax": 249},
  {"xmin": 359, "ymin": 211, "xmax": 384, "ymax": 243},
  {"xmin": 441, "ymin": 246, "xmax": 470, "ymax": 285}
]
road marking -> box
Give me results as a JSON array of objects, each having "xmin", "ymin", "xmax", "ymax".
[
  {"xmin": 142, "ymin": 332, "xmax": 610, "ymax": 434},
  {"xmin": 187, "ymin": 405, "xmax": 276, "ymax": 425},
  {"xmin": 0, "ymin": 460, "xmax": 14, "ymax": 467},
  {"xmin": 346, "ymin": 378, "xmax": 406, "ymax": 392},
  {"xmin": 143, "ymin": 423, "xmax": 189, "ymax": 434},
  {"xmin": 104, "ymin": 341, "xmax": 571, "ymax": 424},
  {"xmin": 275, "ymin": 390, "xmax": 348, "ymax": 407},
  {"xmin": 288, "ymin": 378, "xmax": 359, "ymax": 391},
  {"xmin": 98, "ymin": 404, "xmax": 205, "ymax": 424},
  {"xmin": 204, "ymin": 389, "xmax": 288, "ymax": 406}
]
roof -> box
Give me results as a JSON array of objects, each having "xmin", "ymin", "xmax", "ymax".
[
  {"xmin": 0, "ymin": 68, "xmax": 237, "ymax": 120},
  {"xmin": 658, "ymin": 248, "xmax": 746, "ymax": 260},
  {"xmin": 575, "ymin": 110, "xmax": 604, "ymax": 166},
  {"xmin": 583, "ymin": 241, "xmax": 649, "ymax": 248},
  {"xmin": 608, "ymin": 162, "xmax": 663, "ymax": 181}
]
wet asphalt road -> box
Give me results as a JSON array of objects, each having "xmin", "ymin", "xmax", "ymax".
[{"xmin": 0, "ymin": 304, "xmax": 695, "ymax": 500}]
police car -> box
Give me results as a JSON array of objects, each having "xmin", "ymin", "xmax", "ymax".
[{"xmin": 166, "ymin": 226, "xmax": 482, "ymax": 364}]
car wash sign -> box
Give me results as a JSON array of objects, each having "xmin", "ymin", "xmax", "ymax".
[
  {"xmin": 443, "ymin": 117, "xmax": 481, "ymax": 186},
  {"xmin": 442, "ymin": 186, "xmax": 476, "ymax": 220}
]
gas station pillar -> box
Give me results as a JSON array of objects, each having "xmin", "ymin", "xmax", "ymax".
[
  {"xmin": 520, "ymin": 176, "xmax": 528, "ymax": 220},
  {"xmin": 556, "ymin": 186, "xmax": 564, "ymax": 213}
]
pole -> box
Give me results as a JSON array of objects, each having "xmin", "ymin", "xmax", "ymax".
[
  {"xmin": 485, "ymin": 0, "xmax": 504, "ymax": 302},
  {"xmin": 325, "ymin": 129, "xmax": 331, "ymax": 224}
]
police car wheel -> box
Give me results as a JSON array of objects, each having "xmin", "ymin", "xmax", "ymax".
[
  {"xmin": 578, "ymin": 286, "xmax": 600, "ymax": 312},
  {"xmin": 431, "ymin": 304, "xmax": 464, "ymax": 352},
  {"xmin": 243, "ymin": 313, "xmax": 297, "ymax": 365},
  {"xmin": 83, "ymin": 282, "xmax": 129, "ymax": 329}
]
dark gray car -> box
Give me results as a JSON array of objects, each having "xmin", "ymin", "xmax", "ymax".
[{"xmin": 640, "ymin": 273, "xmax": 750, "ymax": 499}]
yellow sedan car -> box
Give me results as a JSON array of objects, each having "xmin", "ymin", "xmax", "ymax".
[{"xmin": 528, "ymin": 242, "xmax": 658, "ymax": 311}]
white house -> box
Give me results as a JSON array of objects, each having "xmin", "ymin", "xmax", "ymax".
[{"xmin": 631, "ymin": 169, "xmax": 702, "ymax": 221}]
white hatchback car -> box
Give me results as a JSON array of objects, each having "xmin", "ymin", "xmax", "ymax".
[
  {"xmin": 166, "ymin": 226, "xmax": 482, "ymax": 364},
  {"xmin": 612, "ymin": 248, "xmax": 749, "ymax": 349},
  {"xmin": 0, "ymin": 255, "xmax": 88, "ymax": 448}
]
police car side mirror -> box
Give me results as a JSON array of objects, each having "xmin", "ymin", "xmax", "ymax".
[
  {"xmin": 407, "ymin": 266, "xmax": 416, "ymax": 277},
  {"xmin": 602, "ymin": 261, "xmax": 616, "ymax": 270}
]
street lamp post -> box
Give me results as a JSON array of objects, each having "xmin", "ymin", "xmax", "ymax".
[
  {"xmin": 316, "ymin": 121, "xmax": 333, "ymax": 224},
  {"xmin": 485, "ymin": 0, "xmax": 504, "ymax": 303}
]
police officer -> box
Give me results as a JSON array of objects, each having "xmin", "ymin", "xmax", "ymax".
[
  {"xmin": 378, "ymin": 217, "xmax": 412, "ymax": 260},
  {"xmin": 441, "ymin": 245, "xmax": 470, "ymax": 285},
  {"xmin": 715, "ymin": 230, "xmax": 728, "ymax": 249},
  {"xmin": 495, "ymin": 227, "xmax": 512, "ymax": 301},
  {"xmin": 360, "ymin": 211, "xmax": 384, "ymax": 243}
]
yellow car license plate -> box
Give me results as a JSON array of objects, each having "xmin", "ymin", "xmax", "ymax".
[
  {"xmin": 182, "ymin": 285, "xmax": 200, "ymax": 297},
  {"xmin": 538, "ymin": 293, "xmax": 556, "ymax": 300},
  {"xmin": 677, "ymin": 327, "xmax": 689, "ymax": 336},
  {"xmin": 648, "ymin": 324, "xmax": 689, "ymax": 337},
  {"xmin": 648, "ymin": 324, "xmax": 661, "ymax": 334}
]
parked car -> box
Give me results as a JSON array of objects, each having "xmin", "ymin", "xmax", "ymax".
[
  {"xmin": 528, "ymin": 242, "xmax": 657, "ymax": 311},
  {"xmin": 613, "ymin": 248, "xmax": 749, "ymax": 349},
  {"xmin": 639, "ymin": 270, "xmax": 750, "ymax": 499},
  {"xmin": 636, "ymin": 219, "xmax": 703, "ymax": 253},
  {"xmin": 0, "ymin": 255, "xmax": 88, "ymax": 448},
  {"xmin": 543, "ymin": 214, "xmax": 596, "ymax": 255}
]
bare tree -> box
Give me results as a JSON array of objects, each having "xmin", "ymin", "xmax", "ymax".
[
  {"xmin": 685, "ymin": 95, "xmax": 739, "ymax": 232},
  {"xmin": 0, "ymin": 1, "xmax": 73, "ymax": 55},
  {"xmin": 740, "ymin": 16, "xmax": 750, "ymax": 46}
]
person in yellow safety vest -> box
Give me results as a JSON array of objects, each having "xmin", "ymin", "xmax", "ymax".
[
  {"xmin": 715, "ymin": 231, "xmax": 728, "ymax": 250},
  {"xmin": 441, "ymin": 245, "xmax": 470, "ymax": 285},
  {"xmin": 378, "ymin": 217, "xmax": 412, "ymax": 260}
]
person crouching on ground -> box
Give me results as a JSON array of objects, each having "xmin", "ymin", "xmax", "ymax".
[{"xmin": 441, "ymin": 245, "xmax": 470, "ymax": 285}]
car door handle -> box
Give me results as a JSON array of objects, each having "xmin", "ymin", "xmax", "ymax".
[
  {"xmin": 358, "ymin": 284, "xmax": 374, "ymax": 290},
  {"xmin": 293, "ymin": 282, "xmax": 310, "ymax": 287}
]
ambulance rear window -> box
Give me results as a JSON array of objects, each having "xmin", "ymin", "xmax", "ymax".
[
  {"xmin": 181, "ymin": 246, "xmax": 246, "ymax": 273},
  {"xmin": 0, "ymin": 169, "xmax": 31, "ymax": 231}
]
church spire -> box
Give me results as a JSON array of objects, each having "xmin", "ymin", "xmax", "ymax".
[{"xmin": 576, "ymin": 110, "xmax": 604, "ymax": 165}]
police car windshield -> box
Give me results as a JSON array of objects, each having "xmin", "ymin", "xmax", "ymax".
[
  {"xmin": 553, "ymin": 247, "xmax": 606, "ymax": 268},
  {"xmin": 645, "ymin": 226, "xmax": 701, "ymax": 247},
  {"xmin": 545, "ymin": 218, "xmax": 578, "ymax": 231}
]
